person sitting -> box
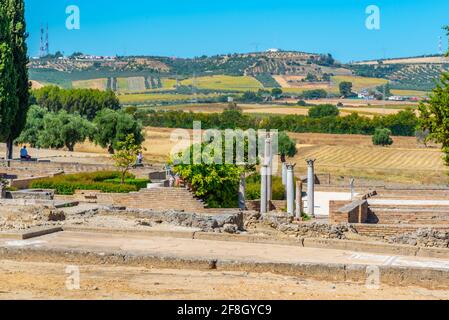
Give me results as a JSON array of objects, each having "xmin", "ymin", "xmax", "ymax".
[
  {"xmin": 20, "ymin": 146, "xmax": 31, "ymax": 160},
  {"xmin": 136, "ymin": 152, "xmax": 143, "ymax": 165}
]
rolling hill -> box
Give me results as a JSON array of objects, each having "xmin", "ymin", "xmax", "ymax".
[{"xmin": 29, "ymin": 51, "xmax": 446, "ymax": 99}]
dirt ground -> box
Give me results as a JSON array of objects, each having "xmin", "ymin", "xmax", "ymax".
[{"xmin": 1, "ymin": 259, "xmax": 448, "ymax": 300}]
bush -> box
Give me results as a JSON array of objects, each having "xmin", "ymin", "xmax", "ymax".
[
  {"xmin": 372, "ymin": 128, "xmax": 393, "ymax": 146},
  {"xmin": 278, "ymin": 132, "xmax": 297, "ymax": 157},
  {"xmin": 299, "ymin": 89, "xmax": 328, "ymax": 100},
  {"xmin": 103, "ymin": 178, "xmax": 150, "ymax": 189},
  {"xmin": 246, "ymin": 174, "xmax": 286, "ymax": 201},
  {"xmin": 308, "ymin": 104, "xmax": 340, "ymax": 118},
  {"xmin": 30, "ymin": 171, "xmax": 149, "ymax": 195}
]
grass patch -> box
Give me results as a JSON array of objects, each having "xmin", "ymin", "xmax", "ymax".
[{"xmin": 30, "ymin": 171, "xmax": 150, "ymax": 195}]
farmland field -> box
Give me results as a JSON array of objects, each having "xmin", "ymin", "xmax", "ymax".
[
  {"xmin": 95, "ymin": 128, "xmax": 444, "ymax": 185},
  {"xmin": 154, "ymin": 102, "xmax": 414, "ymax": 117},
  {"xmin": 390, "ymin": 89, "xmax": 430, "ymax": 97},
  {"xmin": 331, "ymin": 75, "xmax": 389, "ymax": 91},
  {"xmin": 118, "ymin": 93, "xmax": 218, "ymax": 104},
  {"xmin": 30, "ymin": 80, "xmax": 45, "ymax": 89},
  {"xmin": 72, "ymin": 78, "xmax": 108, "ymax": 90},
  {"xmin": 180, "ymin": 75, "xmax": 263, "ymax": 91}
]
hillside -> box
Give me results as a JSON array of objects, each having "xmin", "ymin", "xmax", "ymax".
[
  {"xmin": 28, "ymin": 51, "xmax": 446, "ymax": 97},
  {"xmin": 29, "ymin": 51, "xmax": 348, "ymax": 89},
  {"xmin": 349, "ymin": 55, "xmax": 449, "ymax": 91}
]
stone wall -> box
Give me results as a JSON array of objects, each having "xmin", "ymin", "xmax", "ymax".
[
  {"xmin": 10, "ymin": 176, "xmax": 52, "ymax": 189},
  {"xmin": 0, "ymin": 160, "xmax": 153, "ymax": 179}
]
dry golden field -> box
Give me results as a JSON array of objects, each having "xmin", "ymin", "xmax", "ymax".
[
  {"xmin": 74, "ymin": 128, "xmax": 448, "ymax": 185},
  {"xmin": 72, "ymin": 79, "xmax": 107, "ymax": 91},
  {"xmin": 155, "ymin": 102, "xmax": 416, "ymax": 117},
  {"xmin": 30, "ymin": 80, "xmax": 45, "ymax": 89},
  {"xmin": 27, "ymin": 126, "xmax": 443, "ymax": 186},
  {"xmin": 15, "ymin": 126, "xmax": 443, "ymax": 185},
  {"xmin": 288, "ymin": 133, "xmax": 446, "ymax": 185}
]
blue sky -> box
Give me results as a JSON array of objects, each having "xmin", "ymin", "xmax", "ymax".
[{"xmin": 25, "ymin": 0, "xmax": 449, "ymax": 62}]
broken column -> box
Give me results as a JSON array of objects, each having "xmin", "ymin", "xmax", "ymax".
[
  {"xmin": 238, "ymin": 173, "xmax": 246, "ymax": 210},
  {"xmin": 306, "ymin": 159, "xmax": 316, "ymax": 218},
  {"xmin": 0, "ymin": 183, "xmax": 5, "ymax": 199},
  {"xmin": 260, "ymin": 165, "xmax": 268, "ymax": 214},
  {"xmin": 281, "ymin": 153, "xmax": 287, "ymax": 186},
  {"xmin": 286, "ymin": 164, "xmax": 295, "ymax": 216}
]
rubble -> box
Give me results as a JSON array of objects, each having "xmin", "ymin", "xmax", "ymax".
[
  {"xmin": 249, "ymin": 213, "xmax": 358, "ymax": 240},
  {"xmin": 389, "ymin": 229, "xmax": 449, "ymax": 248}
]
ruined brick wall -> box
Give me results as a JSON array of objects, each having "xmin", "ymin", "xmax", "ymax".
[
  {"xmin": 368, "ymin": 205, "xmax": 449, "ymax": 225},
  {"xmin": 246, "ymin": 200, "xmax": 286, "ymax": 212},
  {"xmin": 0, "ymin": 160, "xmax": 153, "ymax": 179},
  {"xmin": 74, "ymin": 188, "xmax": 208, "ymax": 213},
  {"xmin": 329, "ymin": 200, "xmax": 351, "ymax": 224},
  {"xmin": 329, "ymin": 200, "xmax": 368, "ymax": 224}
]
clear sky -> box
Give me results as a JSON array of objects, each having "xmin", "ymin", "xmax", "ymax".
[{"xmin": 25, "ymin": 0, "xmax": 449, "ymax": 62}]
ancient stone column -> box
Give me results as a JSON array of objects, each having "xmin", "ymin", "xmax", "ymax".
[
  {"xmin": 265, "ymin": 136, "xmax": 272, "ymax": 202},
  {"xmin": 306, "ymin": 159, "xmax": 316, "ymax": 218},
  {"xmin": 286, "ymin": 164, "xmax": 295, "ymax": 216},
  {"xmin": 0, "ymin": 183, "xmax": 5, "ymax": 199},
  {"xmin": 260, "ymin": 165, "xmax": 268, "ymax": 214},
  {"xmin": 350, "ymin": 178, "xmax": 355, "ymax": 201},
  {"xmin": 296, "ymin": 181, "xmax": 303, "ymax": 220},
  {"xmin": 238, "ymin": 172, "xmax": 246, "ymax": 210},
  {"xmin": 282, "ymin": 162, "xmax": 287, "ymax": 186}
]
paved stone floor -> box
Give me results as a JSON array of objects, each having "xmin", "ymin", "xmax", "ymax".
[{"xmin": 3, "ymin": 231, "xmax": 449, "ymax": 269}]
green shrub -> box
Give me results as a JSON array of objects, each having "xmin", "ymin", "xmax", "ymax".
[
  {"xmin": 372, "ymin": 128, "xmax": 393, "ymax": 146},
  {"xmin": 30, "ymin": 171, "xmax": 149, "ymax": 195},
  {"xmin": 299, "ymin": 89, "xmax": 328, "ymax": 100},
  {"xmin": 308, "ymin": 104, "xmax": 340, "ymax": 118},
  {"xmin": 103, "ymin": 178, "xmax": 150, "ymax": 189},
  {"xmin": 246, "ymin": 174, "xmax": 286, "ymax": 201}
]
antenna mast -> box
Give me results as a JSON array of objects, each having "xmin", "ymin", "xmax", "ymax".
[{"xmin": 45, "ymin": 23, "xmax": 49, "ymax": 56}]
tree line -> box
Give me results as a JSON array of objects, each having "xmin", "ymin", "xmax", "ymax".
[
  {"xmin": 31, "ymin": 86, "xmax": 120, "ymax": 120},
  {"xmin": 16, "ymin": 105, "xmax": 143, "ymax": 153},
  {"xmin": 143, "ymin": 107, "xmax": 418, "ymax": 137}
]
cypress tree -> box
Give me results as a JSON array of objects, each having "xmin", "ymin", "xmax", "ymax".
[
  {"xmin": 5, "ymin": 0, "xmax": 29, "ymax": 159},
  {"xmin": 0, "ymin": 0, "xmax": 18, "ymax": 151}
]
